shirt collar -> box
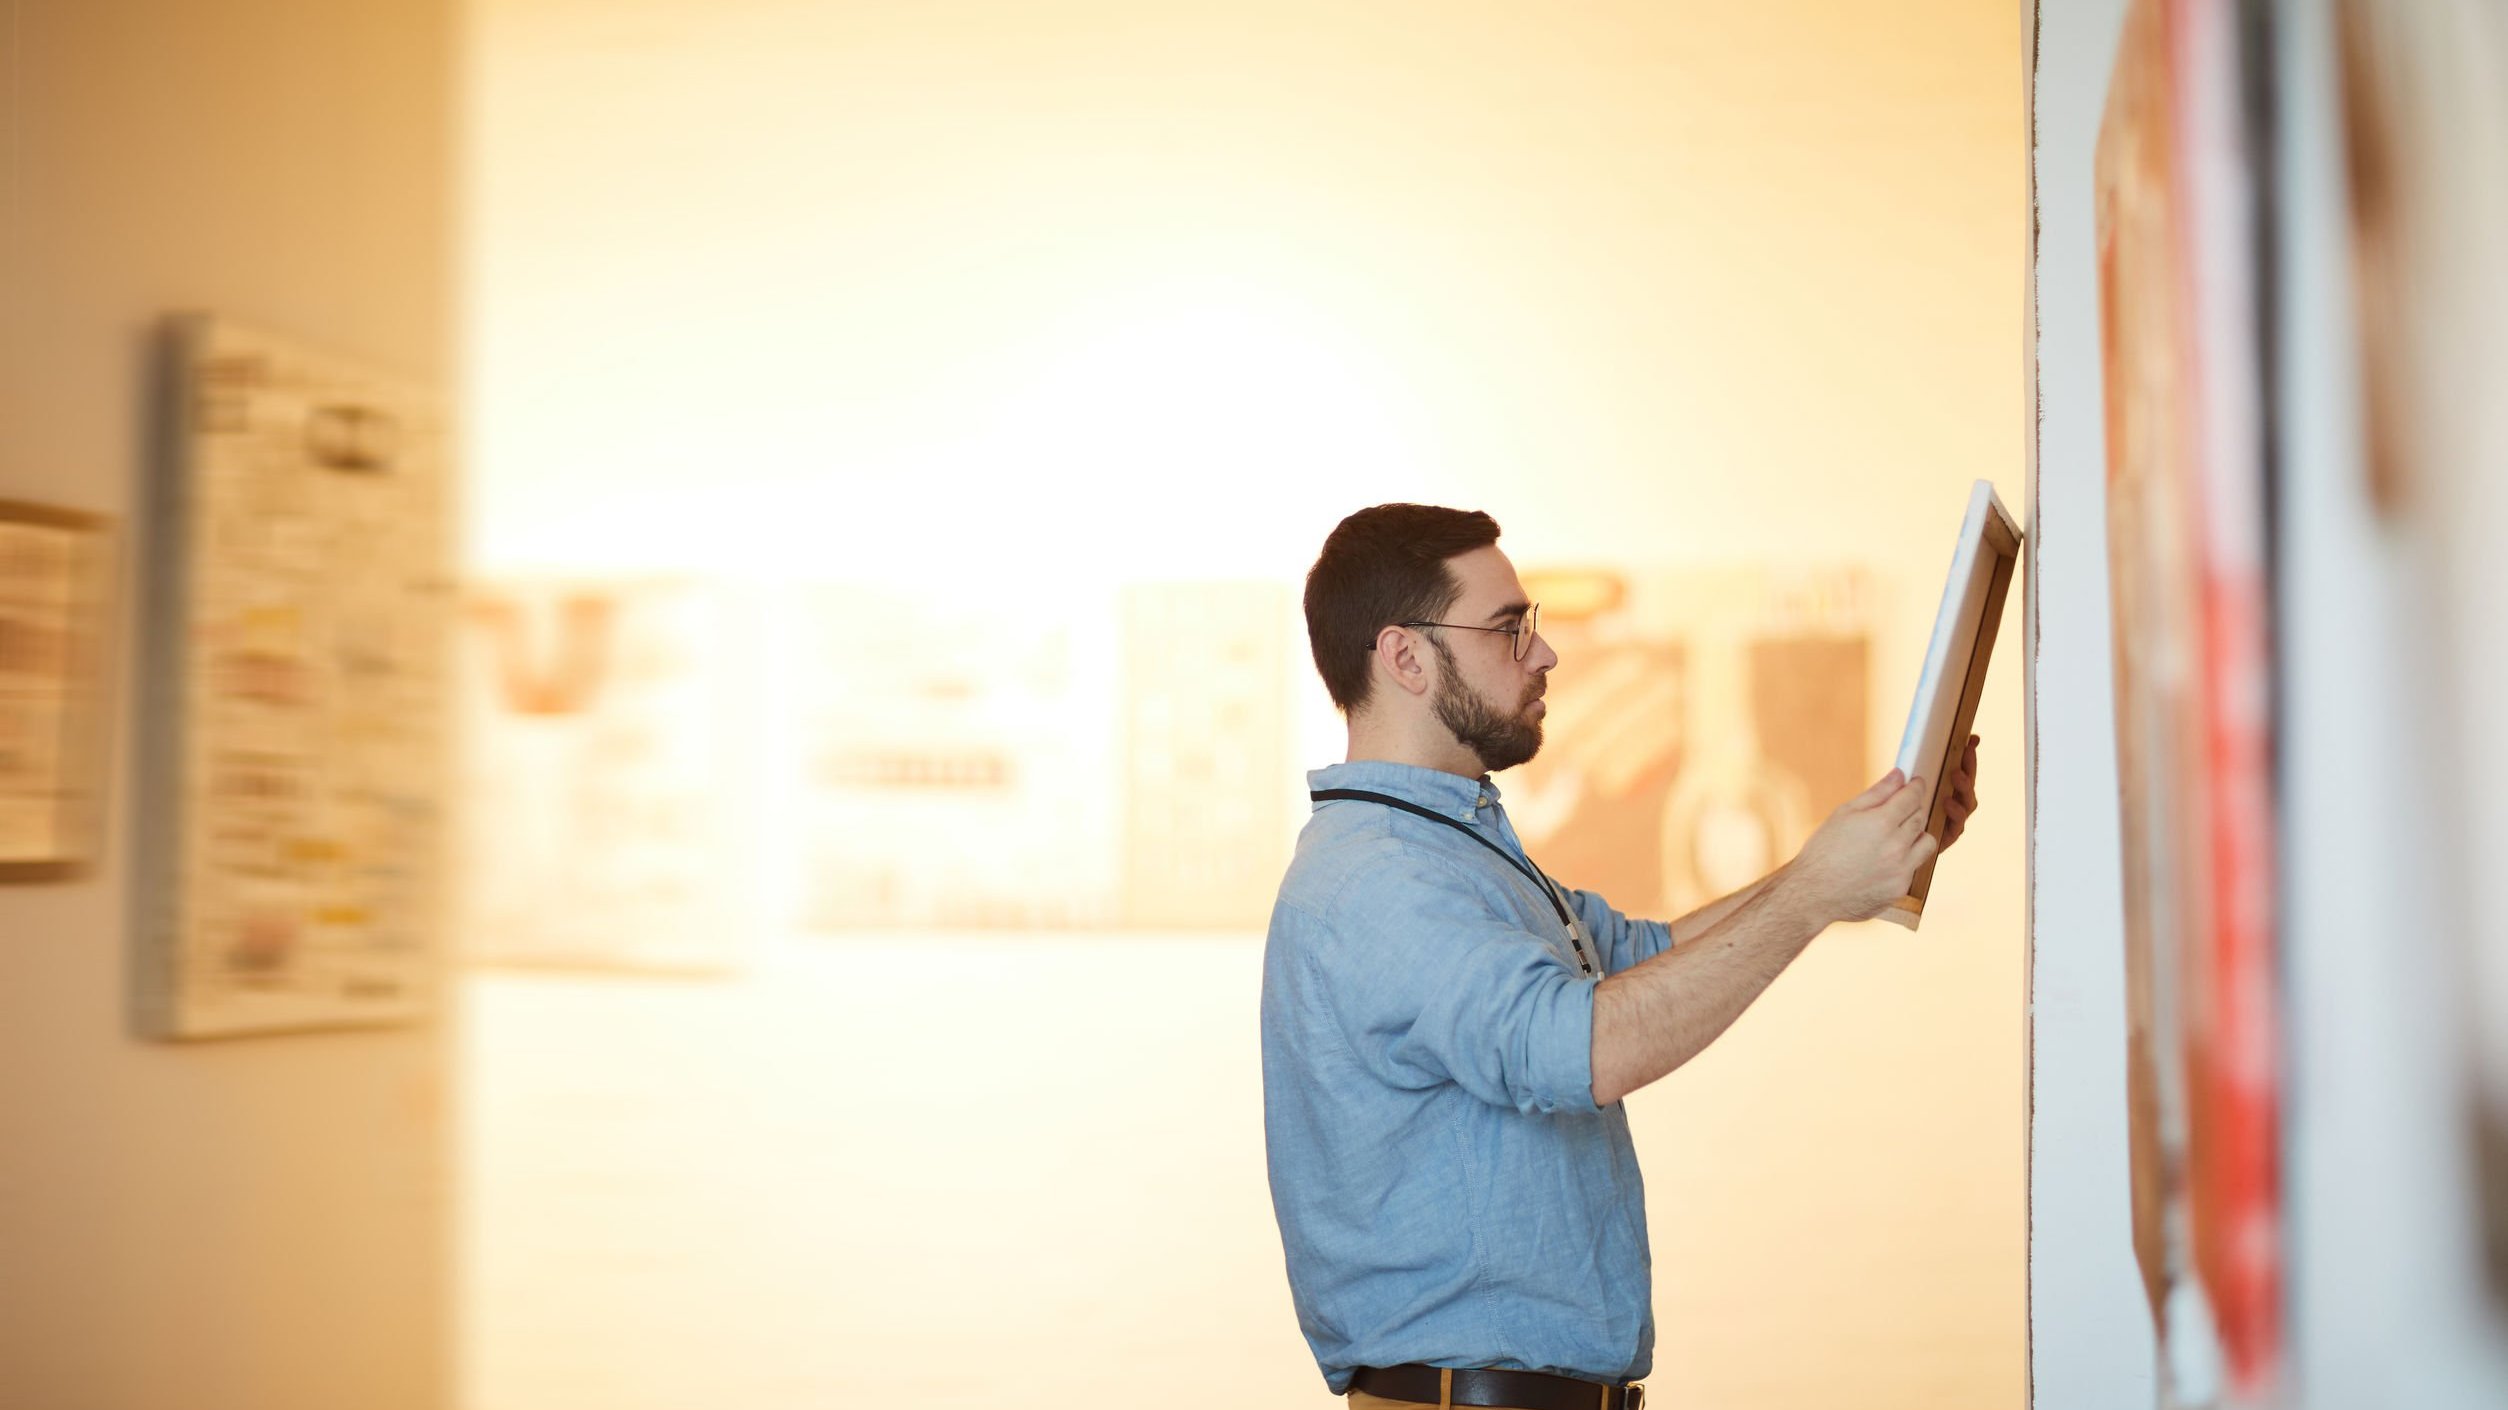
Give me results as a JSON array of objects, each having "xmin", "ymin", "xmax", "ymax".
[{"xmin": 1308, "ymin": 760, "xmax": 1500, "ymax": 823}]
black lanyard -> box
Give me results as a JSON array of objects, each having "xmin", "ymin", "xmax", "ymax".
[{"xmin": 1310, "ymin": 787, "xmax": 1594, "ymax": 976}]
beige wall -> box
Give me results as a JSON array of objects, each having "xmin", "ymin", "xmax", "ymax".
[
  {"xmin": 467, "ymin": 2, "xmax": 2025, "ymax": 1407},
  {"xmin": 0, "ymin": 1, "xmax": 458, "ymax": 1407}
]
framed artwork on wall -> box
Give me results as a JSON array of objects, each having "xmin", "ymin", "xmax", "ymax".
[
  {"xmin": 134, "ymin": 316, "xmax": 450, "ymax": 1038},
  {"xmin": 0, "ymin": 500, "xmax": 114, "ymax": 882},
  {"xmin": 458, "ymin": 578, "xmax": 749, "ymax": 973},
  {"xmin": 2098, "ymin": 0, "xmax": 2284, "ymax": 1399},
  {"xmin": 782, "ymin": 578, "xmax": 1297, "ymax": 935},
  {"xmin": 1506, "ymin": 565, "xmax": 1880, "ymax": 926},
  {"xmin": 2337, "ymin": 0, "xmax": 2508, "ymax": 1311}
]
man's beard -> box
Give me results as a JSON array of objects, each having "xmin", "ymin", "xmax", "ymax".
[{"xmin": 1429, "ymin": 639, "xmax": 1545, "ymax": 773}]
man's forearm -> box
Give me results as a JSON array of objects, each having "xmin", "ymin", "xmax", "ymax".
[
  {"xmin": 1590, "ymin": 869, "xmax": 1827, "ymax": 1105},
  {"xmin": 1666, "ymin": 872, "xmax": 1779, "ymax": 948}
]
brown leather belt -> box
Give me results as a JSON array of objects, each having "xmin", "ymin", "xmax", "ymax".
[{"xmin": 1350, "ymin": 1364, "xmax": 1644, "ymax": 1410}]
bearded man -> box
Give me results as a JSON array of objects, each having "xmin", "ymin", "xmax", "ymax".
[{"xmin": 1261, "ymin": 503, "xmax": 1977, "ymax": 1410}]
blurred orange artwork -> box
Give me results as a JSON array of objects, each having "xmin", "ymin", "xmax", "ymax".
[
  {"xmin": 2097, "ymin": 0, "xmax": 2284, "ymax": 1396},
  {"xmin": 1509, "ymin": 566, "xmax": 1874, "ymax": 921},
  {"xmin": 459, "ymin": 580, "xmax": 745, "ymax": 973}
]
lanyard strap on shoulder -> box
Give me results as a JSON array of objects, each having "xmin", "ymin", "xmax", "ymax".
[{"xmin": 1309, "ymin": 787, "xmax": 1573, "ymax": 929}]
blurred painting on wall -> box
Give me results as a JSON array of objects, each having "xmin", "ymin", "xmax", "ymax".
[
  {"xmin": 138, "ymin": 316, "xmax": 448, "ymax": 1038},
  {"xmin": 0, "ymin": 502, "xmax": 111, "ymax": 881},
  {"xmin": 1505, "ymin": 566, "xmax": 1873, "ymax": 922},
  {"xmin": 460, "ymin": 580, "xmax": 747, "ymax": 972},
  {"xmin": 789, "ymin": 580, "xmax": 1292, "ymax": 935},
  {"xmin": 789, "ymin": 584, "xmax": 1124, "ymax": 931},
  {"xmin": 2337, "ymin": 0, "xmax": 2508, "ymax": 1307},
  {"xmin": 1120, "ymin": 582, "xmax": 1292, "ymax": 929},
  {"xmin": 2097, "ymin": 0, "xmax": 2283, "ymax": 1398}
]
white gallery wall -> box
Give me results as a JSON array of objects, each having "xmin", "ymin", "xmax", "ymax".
[
  {"xmin": 2024, "ymin": 1, "xmax": 2156, "ymax": 1404},
  {"xmin": 465, "ymin": 3, "xmax": 2030, "ymax": 1409}
]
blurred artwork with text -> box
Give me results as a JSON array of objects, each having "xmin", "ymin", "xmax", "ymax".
[{"xmin": 787, "ymin": 581, "xmax": 1291, "ymax": 934}]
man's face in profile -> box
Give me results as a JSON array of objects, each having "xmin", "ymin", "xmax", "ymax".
[{"xmin": 1426, "ymin": 546, "xmax": 1556, "ymax": 773}]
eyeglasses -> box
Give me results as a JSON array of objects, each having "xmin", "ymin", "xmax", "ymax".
[{"xmin": 1395, "ymin": 602, "xmax": 1542, "ymax": 662}]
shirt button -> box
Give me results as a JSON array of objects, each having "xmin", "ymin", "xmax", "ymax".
[{"xmin": 1475, "ymin": 794, "xmax": 1489, "ymax": 808}]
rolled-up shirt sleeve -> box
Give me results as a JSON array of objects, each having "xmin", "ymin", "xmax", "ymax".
[
  {"xmin": 1564, "ymin": 886, "xmax": 1674, "ymax": 975},
  {"xmin": 1312, "ymin": 843, "xmax": 1602, "ymax": 1117}
]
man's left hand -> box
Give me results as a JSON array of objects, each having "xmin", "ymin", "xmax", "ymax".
[{"xmin": 1939, "ymin": 734, "xmax": 1981, "ymax": 851}]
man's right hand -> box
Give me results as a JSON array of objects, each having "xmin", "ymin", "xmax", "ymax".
[
  {"xmin": 1780, "ymin": 769, "xmax": 1940, "ymax": 924},
  {"xmin": 1591, "ymin": 767, "xmax": 1937, "ymax": 1102}
]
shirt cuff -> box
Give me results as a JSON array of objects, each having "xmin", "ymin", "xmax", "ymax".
[{"xmin": 1525, "ymin": 972, "xmax": 1603, "ymax": 1116}]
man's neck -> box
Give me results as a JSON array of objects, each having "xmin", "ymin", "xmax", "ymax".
[{"xmin": 1344, "ymin": 712, "xmax": 1485, "ymax": 780}]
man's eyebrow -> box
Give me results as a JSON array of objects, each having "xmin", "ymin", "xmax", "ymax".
[{"xmin": 1484, "ymin": 600, "xmax": 1531, "ymax": 626}]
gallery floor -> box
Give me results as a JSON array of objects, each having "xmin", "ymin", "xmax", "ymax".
[
  {"xmin": 460, "ymin": 930, "xmax": 2018, "ymax": 1410},
  {"xmin": 458, "ymin": 936, "xmax": 1317, "ymax": 1410}
]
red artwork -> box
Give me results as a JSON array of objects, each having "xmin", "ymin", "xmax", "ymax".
[{"xmin": 2096, "ymin": 0, "xmax": 2283, "ymax": 1401}]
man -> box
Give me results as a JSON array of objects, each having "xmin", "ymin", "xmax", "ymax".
[{"xmin": 1261, "ymin": 504, "xmax": 1979, "ymax": 1410}]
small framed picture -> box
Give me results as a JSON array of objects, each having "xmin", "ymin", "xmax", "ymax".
[
  {"xmin": 136, "ymin": 316, "xmax": 447, "ymax": 1038},
  {"xmin": 0, "ymin": 500, "xmax": 113, "ymax": 881}
]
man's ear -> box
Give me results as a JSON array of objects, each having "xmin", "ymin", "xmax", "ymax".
[{"xmin": 1373, "ymin": 625, "xmax": 1435, "ymax": 700}]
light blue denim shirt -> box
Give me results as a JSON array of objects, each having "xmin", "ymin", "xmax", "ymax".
[{"xmin": 1261, "ymin": 760, "xmax": 1674, "ymax": 1395}]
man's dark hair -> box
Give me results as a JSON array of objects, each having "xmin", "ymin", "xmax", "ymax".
[{"xmin": 1303, "ymin": 503, "xmax": 1502, "ymax": 713}]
